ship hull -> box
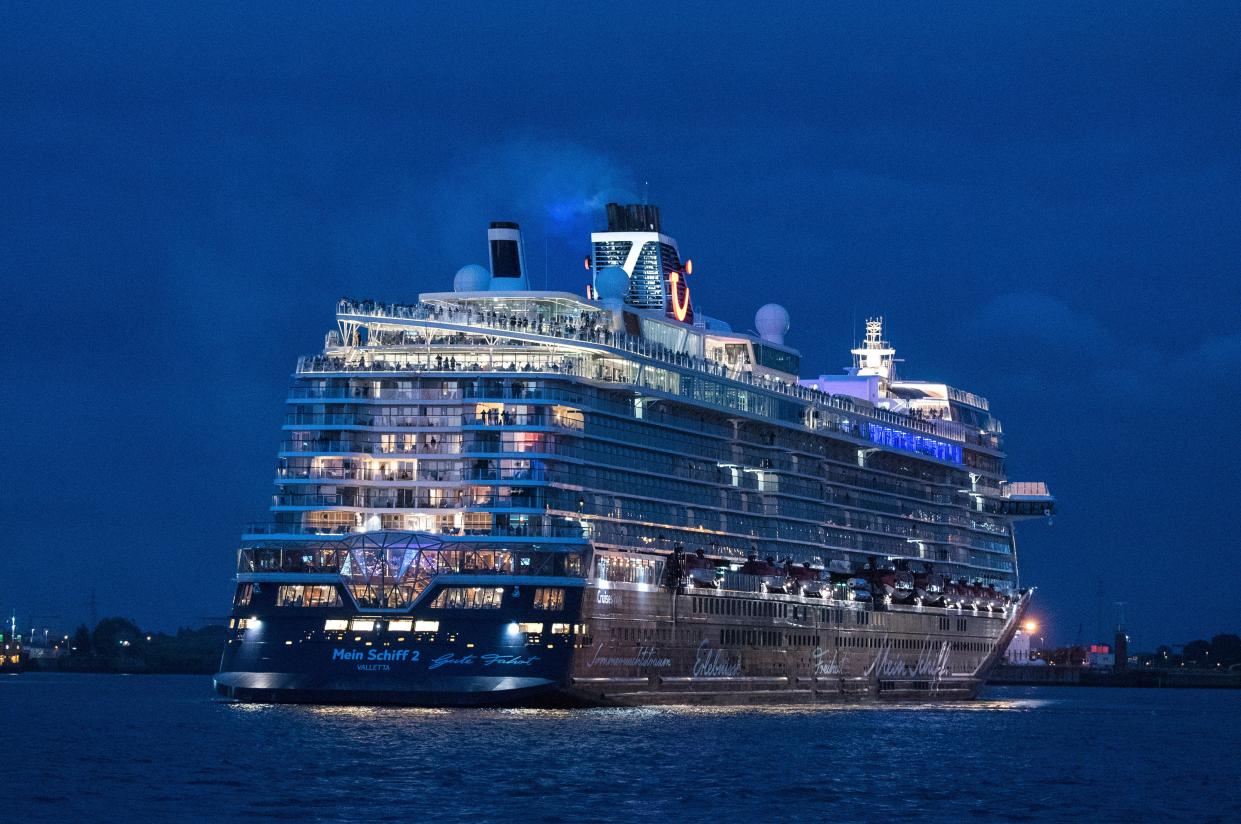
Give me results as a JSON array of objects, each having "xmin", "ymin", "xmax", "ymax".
[{"xmin": 215, "ymin": 582, "xmax": 1027, "ymax": 707}]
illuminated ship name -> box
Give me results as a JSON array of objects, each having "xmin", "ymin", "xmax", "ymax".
[
  {"xmin": 864, "ymin": 424, "xmax": 964, "ymax": 465},
  {"xmin": 865, "ymin": 640, "xmax": 953, "ymax": 681}
]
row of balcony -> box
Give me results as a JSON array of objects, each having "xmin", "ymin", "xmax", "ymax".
[
  {"xmin": 328, "ymin": 297, "xmax": 1005, "ymax": 451},
  {"xmin": 284, "ymin": 411, "xmax": 584, "ymax": 430},
  {"xmin": 243, "ymin": 521, "xmax": 589, "ymax": 540}
]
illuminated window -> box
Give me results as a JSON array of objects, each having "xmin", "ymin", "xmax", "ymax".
[
  {"xmin": 517, "ymin": 622, "xmax": 543, "ymax": 634},
  {"xmin": 387, "ymin": 619, "xmax": 413, "ymax": 632},
  {"xmin": 350, "ymin": 618, "xmax": 376, "ymax": 632},
  {"xmin": 234, "ymin": 584, "xmax": 253, "ymax": 607},
  {"xmin": 277, "ymin": 585, "xmax": 342, "ymax": 608},
  {"xmin": 429, "ymin": 587, "xmax": 504, "ymax": 609},
  {"xmin": 324, "ymin": 619, "xmax": 348, "ymax": 631},
  {"xmin": 595, "ymin": 554, "xmax": 662, "ymax": 584},
  {"xmin": 532, "ymin": 587, "xmax": 565, "ymax": 611},
  {"xmin": 552, "ymin": 623, "xmax": 571, "ymax": 635},
  {"xmin": 414, "ymin": 620, "xmax": 439, "ymax": 632}
]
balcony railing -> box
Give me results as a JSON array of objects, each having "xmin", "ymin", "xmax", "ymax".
[
  {"xmin": 284, "ymin": 411, "xmax": 584, "ymax": 431},
  {"xmin": 329, "ymin": 297, "xmax": 1002, "ymax": 452},
  {"xmin": 243, "ymin": 522, "xmax": 589, "ymax": 540}
]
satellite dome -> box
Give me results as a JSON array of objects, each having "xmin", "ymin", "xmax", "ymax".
[
  {"xmin": 594, "ymin": 265, "xmax": 630, "ymax": 302},
  {"xmin": 453, "ymin": 264, "xmax": 491, "ymax": 292},
  {"xmin": 755, "ymin": 303, "xmax": 790, "ymax": 345}
]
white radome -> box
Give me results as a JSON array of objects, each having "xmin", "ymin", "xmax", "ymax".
[
  {"xmin": 755, "ymin": 303, "xmax": 790, "ymax": 344},
  {"xmin": 453, "ymin": 264, "xmax": 491, "ymax": 292},
  {"xmin": 594, "ymin": 265, "xmax": 630, "ymax": 302}
]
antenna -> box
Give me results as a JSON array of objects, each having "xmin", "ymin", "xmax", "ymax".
[
  {"xmin": 1114, "ymin": 601, "xmax": 1127, "ymax": 631},
  {"xmin": 642, "ymin": 180, "xmax": 649, "ymax": 206}
]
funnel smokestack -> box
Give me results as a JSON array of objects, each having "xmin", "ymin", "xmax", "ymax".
[{"xmin": 488, "ymin": 221, "xmax": 529, "ymax": 290}]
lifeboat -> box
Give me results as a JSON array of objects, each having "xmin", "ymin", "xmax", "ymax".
[
  {"xmin": 682, "ymin": 549, "xmax": 723, "ymax": 589},
  {"xmin": 787, "ymin": 561, "xmax": 824, "ymax": 596},
  {"xmin": 741, "ymin": 555, "xmax": 787, "ymax": 593},
  {"xmin": 914, "ymin": 571, "xmax": 946, "ymax": 606},
  {"xmin": 893, "ymin": 570, "xmax": 917, "ymax": 604},
  {"xmin": 846, "ymin": 576, "xmax": 873, "ymax": 602}
]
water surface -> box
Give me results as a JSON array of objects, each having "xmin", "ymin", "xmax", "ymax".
[{"xmin": 4, "ymin": 674, "xmax": 1237, "ymax": 823}]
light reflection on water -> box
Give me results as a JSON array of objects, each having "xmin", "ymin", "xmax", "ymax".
[
  {"xmin": 7, "ymin": 675, "xmax": 1239, "ymax": 824},
  {"xmin": 251, "ymin": 696, "xmax": 1051, "ymax": 724}
]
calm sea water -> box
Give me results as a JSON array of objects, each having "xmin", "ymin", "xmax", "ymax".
[{"xmin": 3, "ymin": 674, "xmax": 1238, "ymax": 823}]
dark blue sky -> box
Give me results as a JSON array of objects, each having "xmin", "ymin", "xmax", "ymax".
[{"xmin": 3, "ymin": 3, "xmax": 1239, "ymax": 647}]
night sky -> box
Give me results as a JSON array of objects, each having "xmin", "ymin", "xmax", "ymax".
[{"xmin": 4, "ymin": 3, "xmax": 1239, "ymax": 648}]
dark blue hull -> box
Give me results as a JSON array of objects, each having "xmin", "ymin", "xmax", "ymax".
[{"xmin": 215, "ymin": 600, "xmax": 585, "ymax": 707}]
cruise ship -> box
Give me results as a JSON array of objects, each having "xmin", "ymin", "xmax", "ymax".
[{"xmin": 215, "ymin": 203, "xmax": 1054, "ymax": 706}]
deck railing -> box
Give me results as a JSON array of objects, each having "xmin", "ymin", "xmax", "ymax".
[{"xmin": 331, "ymin": 297, "xmax": 1002, "ymax": 451}]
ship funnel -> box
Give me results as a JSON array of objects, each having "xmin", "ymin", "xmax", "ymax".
[{"xmin": 488, "ymin": 221, "xmax": 529, "ymax": 290}]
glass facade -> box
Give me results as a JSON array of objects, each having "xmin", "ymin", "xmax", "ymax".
[{"xmin": 239, "ymin": 290, "xmax": 1039, "ymax": 613}]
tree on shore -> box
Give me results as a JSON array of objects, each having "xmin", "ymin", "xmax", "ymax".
[
  {"xmin": 70, "ymin": 624, "xmax": 92, "ymax": 656},
  {"xmin": 91, "ymin": 617, "xmax": 143, "ymax": 657}
]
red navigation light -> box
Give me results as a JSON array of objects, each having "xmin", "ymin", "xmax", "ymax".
[
  {"xmin": 583, "ymin": 255, "xmax": 591, "ymax": 270},
  {"xmin": 685, "ymin": 259, "xmax": 693, "ymax": 275}
]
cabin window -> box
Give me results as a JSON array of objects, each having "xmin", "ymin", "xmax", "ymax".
[
  {"xmin": 277, "ymin": 585, "xmax": 342, "ymax": 608},
  {"xmin": 430, "ymin": 587, "xmax": 505, "ymax": 609},
  {"xmin": 533, "ymin": 587, "xmax": 565, "ymax": 611}
]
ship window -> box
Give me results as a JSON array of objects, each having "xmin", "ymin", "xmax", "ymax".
[
  {"xmin": 387, "ymin": 619, "xmax": 413, "ymax": 632},
  {"xmin": 414, "ymin": 620, "xmax": 439, "ymax": 632},
  {"xmin": 350, "ymin": 618, "xmax": 376, "ymax": 631},
  {"xmin": 430, "ymin": 587, "xmax": 505, "ymax": 609},
  {"xmin": 517, "ymin": 622, "xmax": 543, "ymax": 634},
  {"xmin": 324, "ymin": 619, "xmax": 348, "ymax": 631},
  {"xmin": 595, "ymin": 554, "xmax": 663, "ymax": 585},
  {"xmin": 532, "ymin": 587, "xmax": 565, "ymax": 611},
  {"xmin": 277, "ymin": 585, "xmax": 342, "ymax": 608},
  {"xmin": 552, "ymin": 623, "xmax": 571, "ymax": 635},
  {"xmin": 233, "ymin": 584, "xmax": 253, "ymax": 607}
]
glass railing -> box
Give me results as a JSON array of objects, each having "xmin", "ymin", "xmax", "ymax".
[
  {"xmin": 242, "ymin": 522, "xmax": 589, "ymax": 540},
  {"xmin": 273, "ymin": 492, "xmax": 544, "ymax": 509},
  {"xmin": 284, "ymin": 412, "xmax": 584, "ymax": 431},
  {"xmin": 330, "ymin": 297, "xmax": 1002, "ymax": 451},
  {"xmin": 237, "ymin": 543, "xmax": 586, "ymax": 580}
]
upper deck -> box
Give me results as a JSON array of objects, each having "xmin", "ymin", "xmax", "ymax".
[{"xmin": 328, "ymin": 294, "xmax": 1006, "ymax": 462}]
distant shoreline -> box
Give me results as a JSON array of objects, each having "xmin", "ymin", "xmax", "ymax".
[{"xmin": 989, "ymin": 664, "xmax": 1241, "ymax": 689}]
